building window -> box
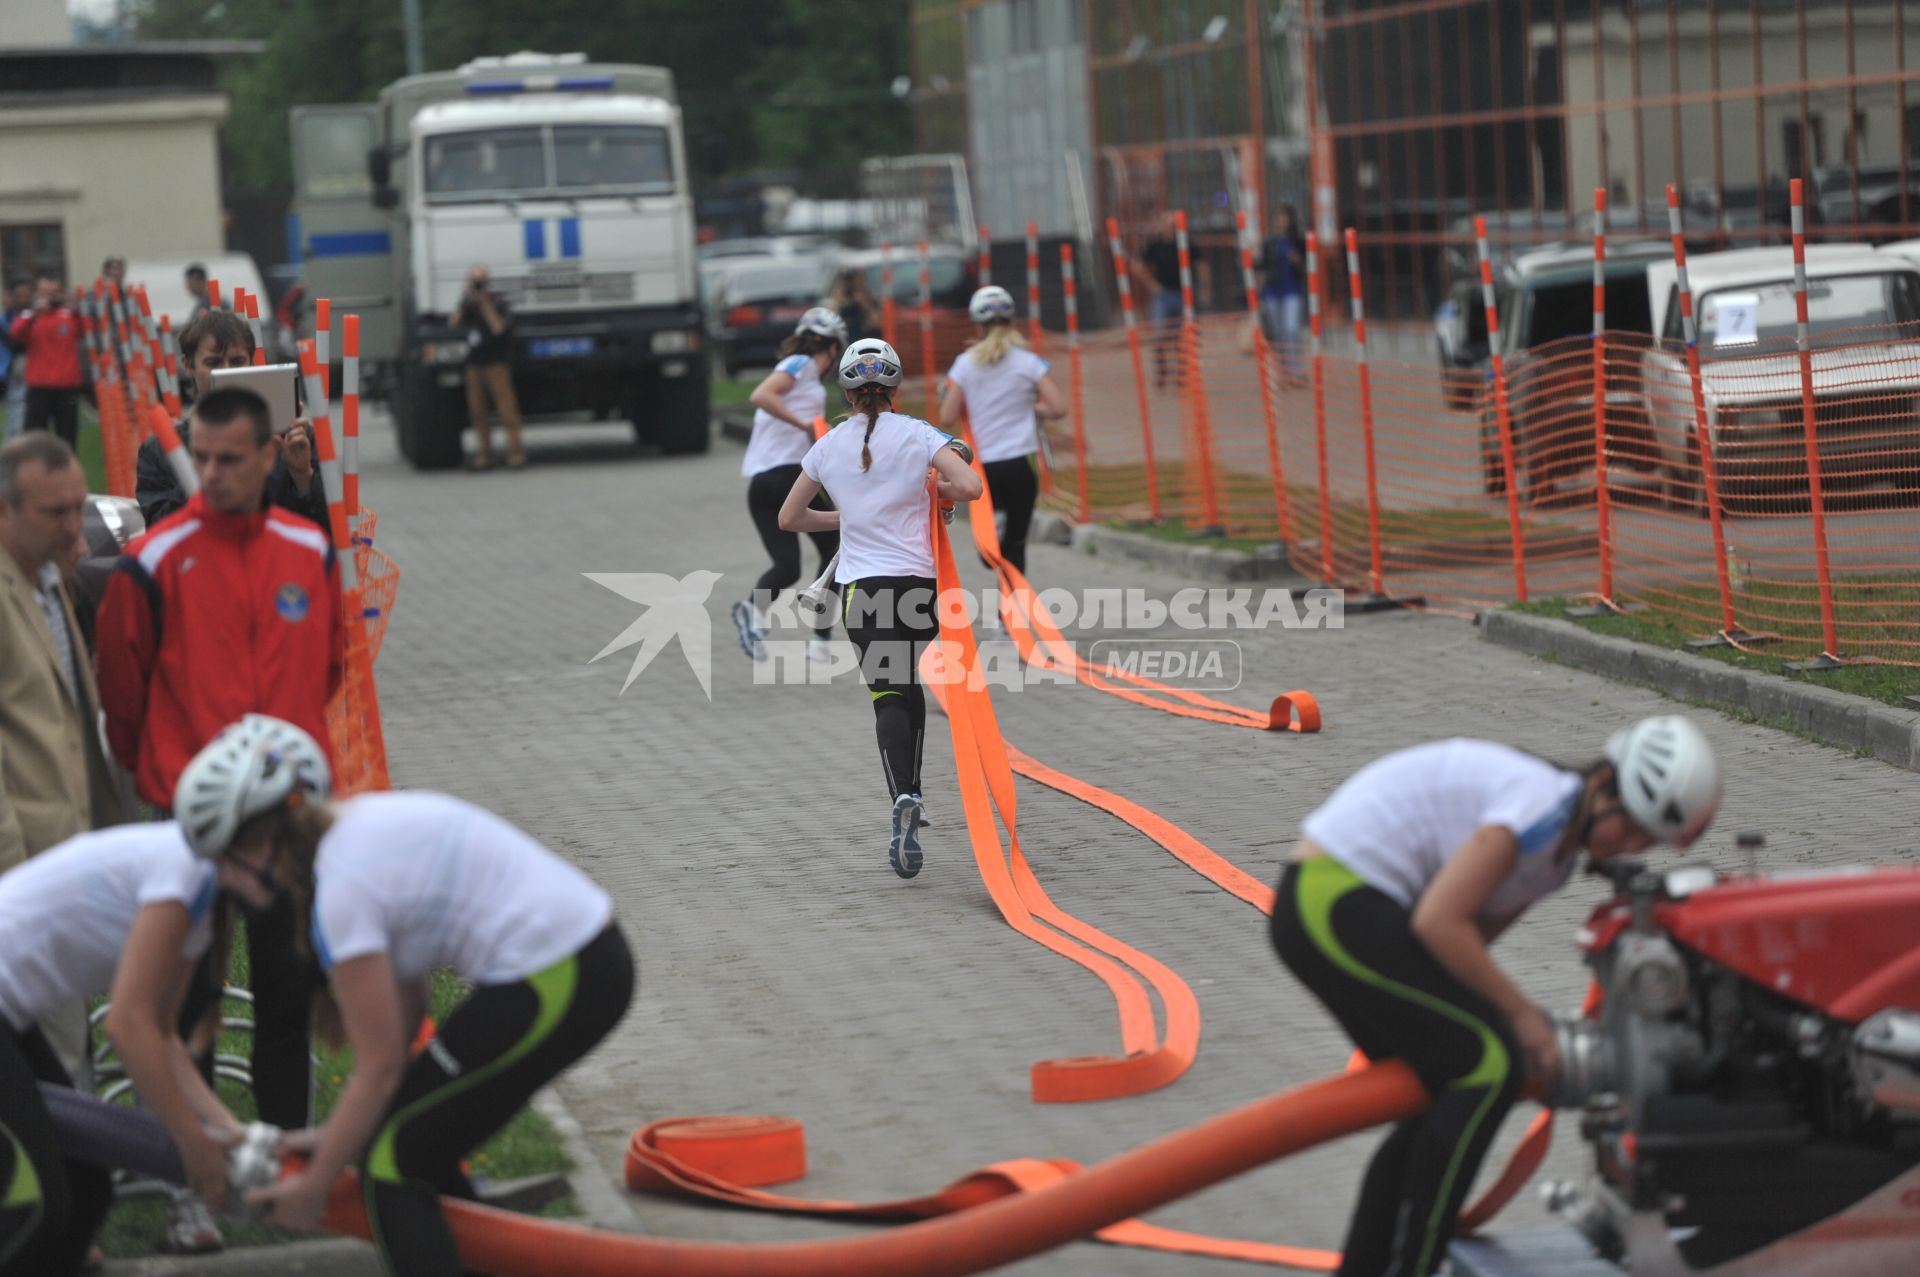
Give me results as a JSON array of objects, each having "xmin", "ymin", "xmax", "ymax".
[{"xmin": 0, "ymin": 223, "xmax": 66, "ymax": 286}]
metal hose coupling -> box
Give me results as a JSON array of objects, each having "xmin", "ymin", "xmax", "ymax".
[
  {"xmin": 1547, "ymin": 1014, "xmax": 1616, "ymax": 1110},
  {"xmin": 226, "ymin": 1120, "xmax": 285, "ymax": 1206}
]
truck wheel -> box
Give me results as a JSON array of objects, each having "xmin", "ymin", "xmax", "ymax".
[
  {"xmin": 396, "ymin": 365, "xmax": 466, "ymax": 470},
  {"xmin": 638, "ymin": 358, "xmax": 712, "ymax": 455}
]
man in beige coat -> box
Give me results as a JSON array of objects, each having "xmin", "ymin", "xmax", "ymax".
[{"xmin": 0, "ymin": 431, "xmax": 127, "ymax": 1080}]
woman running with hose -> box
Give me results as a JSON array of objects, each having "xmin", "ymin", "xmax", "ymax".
[
  {"xmin": 778, "ymin": 339, "xmax": 982, "ymax": 878},
  {"xmin": 171, "ymin": 715, "xmax": 635, "ymax": 1277},
  {"xmin": 0, "ymin": 818, "xmax": 250, "ymax": 1274},
  {"xmin": 731, "ymin": 307, "xmax": 846, "ymax": 664},
  {"xmin": 1268, "ymin": 715, "xmax": 1721, "ymax": 1277},
  {"xmin": 937, "ymin": 285, "xmax": 1066, "ymax": 575}
]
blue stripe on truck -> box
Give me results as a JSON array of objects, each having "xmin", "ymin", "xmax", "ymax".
[
  {"xmin": 524, "ymin": 219, "xmax": 547, "ymax": 261},
  {"xmin": 307, "ymin": 231, "xmax": 392, "ymax": 258},
  {"xmin": 559, "ymin": 217, "xmax": 581, "ymax": 259}
]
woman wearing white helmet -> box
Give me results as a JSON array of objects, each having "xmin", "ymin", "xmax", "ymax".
[
  {"xmin": 778, "ymin": 338, "xmax": 983, "ymax": 877},
  {"xmin": 171, "ymin": 716, "xmax": 634, "ymax": 1276},
  {"xmin": 1268, "ymin": 715, "xmax": 1720, "ymax": 1277},
  {"xmin": 937, "ymin": 285, "xmax": 1067, "ymax": 575},
  {"xmin": 0, "ymin": 788, "xmax": 261, "ymax": 1271},
  {"xmin": 731, "ymin": 307, "xmax": 848, "ymax": 664}
]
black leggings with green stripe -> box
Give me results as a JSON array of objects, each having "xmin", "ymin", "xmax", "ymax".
[
  {"xmin": 362, "ymin": 924, "xmax": 634, "ymax": 1277},
  {"xmin": 843, "ymin": 576, "xmax": 937, "ymax": 800},
  {"xmin": 0, "ymin": 1027, "xmax": 112, "ymax": 1276},
  {"xmin": 1270, "ymin": 858, "xmax": 1521, "ymax": 1277}
]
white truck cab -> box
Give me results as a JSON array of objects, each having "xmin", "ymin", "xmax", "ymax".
[{"xmin": 291, "ymin": 53, "xmax": 709, "ymax": 468}]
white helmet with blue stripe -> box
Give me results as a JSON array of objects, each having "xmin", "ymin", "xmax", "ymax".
[
  {"xmin": 796, "ymin": 307, "xmax": 848, "ymax": 345},
  {"xmin": 837, "ymin": 338, "xmax": 903, "ymax": 390},
  {"xmin": 969, "ymin": 285, "xmax": 1016, "ymax": 324}
]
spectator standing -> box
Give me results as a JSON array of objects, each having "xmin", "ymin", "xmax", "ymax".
[
  {"xmin": 828, "ymin": 267, "xmax": 879, "ymax": 343},
  {"xmin": 94, "ymin": 385, "xmax": 344, "ymax": 1253},
  {"xmin": 184, "ymin": 262, "xmax": 211, "ymax": 319},
  {"xmin": 7, "ymin": 276, "xmax": 86, "ymax": 447},
  {"xmin": 1260, "ymin": 204, "xmax": 1308, "ymax": 386},
  {"xmin": 0, "ymin": 278, "xmax": 27, "ymax": 441},
  {"xmin": 0, "ymin": 433, "xmax": 128, "ymax": 1084},
  {"xmin": 456, "ymin": 266, "xmax": 524, "ymax": 470},
  {"xmin": 135, "ymin": 309, "xmax": 327, "ymax": 530},
  {"xmin": 101, "ymin": 255, "xmax": 127, "ymax": 290},
  {"xmin": 1131, "ymin": 212, "xmax": 1189, "ymax": 389}
]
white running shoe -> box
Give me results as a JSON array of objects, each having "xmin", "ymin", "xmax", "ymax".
[
  {"xmin": 729, "ymin": 601, "xmax": 768, "ymax": 662},
  {"xmin": 162, "ymin": 1188, "xmax": 225, "ymax": 1254},
  {"xmin": 888, "ymin": 793, "xmax": 925, "ymax": 878}
]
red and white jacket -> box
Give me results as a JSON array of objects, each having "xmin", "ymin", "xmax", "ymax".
[{"xmin": 95, "ymin": 493, "xmax": 345, "ymax": 809}]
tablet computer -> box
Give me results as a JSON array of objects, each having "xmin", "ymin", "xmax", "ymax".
[{"xmin": 208, "ymin": 363, "xmax": 300, "ymax": 439}]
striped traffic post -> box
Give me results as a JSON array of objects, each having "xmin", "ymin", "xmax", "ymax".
[
  {"xmin": 1025, "ymin": 220, "xmax": 1043, "ymax": 354},
  {"xmin": 1106, "ymin": 218, "xmax": 1161, "ymax": 521},
  {"xmin": 1476, "ymin": 216, "xmax": 1528, "ymax": 602},
  {"xmin": 978, "ymin": 224, "xmax": 992, "ymax": 287},
  {"xmin": 1061, "ymin": 243, "xmax": 1088, "ymax": 524},
  {"xmin": 344, "ymin": 315, "xmax": 363, "ymax": 532},
  {"xmin": 1237, "ymin": 209, "xmax": 1292, "ymax": 544},
  {"xmin": 1307, "ymin": 233, "xmax": 1334, "ymax": 586},
  {"xmin": 1784, "ymin": 178, "xmax": 1845, "ymax": 669},
  {"xmin": 1175, "ymin": 211, "xmax": 1222, "ymax": 531}
]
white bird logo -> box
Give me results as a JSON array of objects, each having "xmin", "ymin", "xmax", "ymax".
[{"xmin": 584, "ymin": 570, "xmax": 723, "ymax": 699}]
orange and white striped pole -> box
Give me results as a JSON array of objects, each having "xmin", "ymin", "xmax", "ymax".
[
  {"xmin": 1025, "ymin": 220, "xmax": 1043, "ymax": 355},
  {"xmin": 241, "ymin": 290, "xmax": 267, "ymax": 366},
  {"xmin": 1175, "ymin": 210, "xmax": 1222, "ymax": 530},
  {"xmin": 1476, "ymin": 216, "xmax": 1528, "ymax": 602},
  {"xmin": 1107, "ymin": 218, "xmax": 1161, "ymax": 521},
  {"xmin": 343, "ymin": 315, "xmax": 362, "ymax": 531},
  {"xmin": 158, "ymin": 315, "xmax": 183, "ymax": 422},
  {"xmin": 316, "ymin": 298, "xmax": 332, "ymax": 399},
  {"xmin": 1590, "ymin": 188, "xmax": 1617, "ymax": 607},
  {"xmin": 1237, "ymin": 209, "xmax": 1292, "ymax": 544},
  {"xmin": 1346, "ymin": 227, "xmax": 1386, "ymax": 599},
  {"xmin": 1790, "ymin": 177, "xmax": 1843, "ymax": 666},
  {"xmin": 880, "ymin": 245, "xmax": 898, "ymax": 351},
  {"xmin": 1307, "ymin": 231, "xmax": 1334, "ymax": 586},
  {"xmin": 1665, "ymin": 184, "xmax": 1739, "ymax": 642},
  {"xmin": 918, "ymin": 240, "xmax": 937, "ymax": 417},
  {"xmin": 299, "ymin": 340, "xmax": 350, "ymax": 558},
  {"xmin": 146, "ymin": 402, "xmax": 197, "ymax": 496},
  {"xmin": 1061, "ymin": 243, "xmax": 1088, "ymax": 524},
  {"xmin": 977, "ymin": 224, "xmax": 992, "ymax": 287}
]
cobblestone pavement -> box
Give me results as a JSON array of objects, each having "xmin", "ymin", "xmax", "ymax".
[{"xmin": 343, "ymin": 407, "xmax": 1918, "ymax": 1275}]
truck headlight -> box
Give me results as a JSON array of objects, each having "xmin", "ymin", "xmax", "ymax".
[
  {"xmin": 421, "ymin": 341, "xmax": 468, "ymax": 366},
  {"xmin": 651, "ymin": 330, "xmax": 699, "ymax": 355}
]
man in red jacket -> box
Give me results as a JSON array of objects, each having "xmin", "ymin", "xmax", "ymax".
[
  {"xmin": 93, "ymin": 382, "xmax": 343, "ymax": 1253},
  {"xmin": 7, "ymin": 276, "xmax": 86, "ymax": 447}
]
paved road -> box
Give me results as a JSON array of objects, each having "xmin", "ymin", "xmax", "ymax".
[{"xmin": 280, "ymin": 405, "xmax": 1920, "ymax": 1274}]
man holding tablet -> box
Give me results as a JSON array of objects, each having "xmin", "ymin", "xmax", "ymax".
[{"xmin": 135, "ymin": 310, "xmax": 327, "ymax": 530}]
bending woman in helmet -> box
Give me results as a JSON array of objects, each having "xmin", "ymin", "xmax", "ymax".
[
  {"xmin": 777, "ymin": 339, "xmax": 983, "ymax": 878},
  {"xmin": 731, "ymin": 307, "xmax": 848, "ymax": 664},
  {"xmin": 173, "ymin": 716, "xmax": 635, "ymax": 1277},
  {"xmin": 1269, "ymin": 715, "xmax": 1722, "ymax": 1277},
  {"xmin": 937, "ymin": 285, "xmax": 1067, "ymax": 575},
  {"xmin": 0, "ymin": 816, "xmax": 250, "ymax": 1273}
]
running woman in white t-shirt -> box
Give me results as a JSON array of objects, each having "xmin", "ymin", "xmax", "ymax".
[
  {"xmin": 1268, "ymin": 716, "xmax": 1722, "ymax": 1277},
  {"xmin": 778, "ymin": 339, "xmax": 983, "ymax": 878},
  {"xmin": 731, "ymin": 307, "xmax": 847, "ymax": 663},
  {"xmin": 0, "ymin": 821, "xmax": 243, "ymax": 1274},
  {"xmin": 937, "ymin": 285, "xmax": 1067, "ymax": 575},
  {"xmin": 170, "ymin": 716, "xmax": 633, "ymax": 1277}
]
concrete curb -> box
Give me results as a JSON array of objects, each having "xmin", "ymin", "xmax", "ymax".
[
  {"xmin": 102, "ymin": 1238, "xmax": 377, "ymax": 1275},
  {"xmin": 1481, "ymin": 609, "xmax": 1920, "ymax": 772},
  {"xmin": 534, "ymin": 1086, "xmax": 645, "ymax": 1234},
  {"xmin": 1036, "ymin": 512, "xmax": 1304, "ymax": 583}
]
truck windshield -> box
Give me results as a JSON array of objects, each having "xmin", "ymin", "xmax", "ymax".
[
  {"xmin": 1698, "ymin": 273, "xmax": 1920, "ymax": 355},
  {"xmin": 425, "ymin": 128, "xmax": 547, "ymax": 197},
  {"xmin": 553, "ymin": 125, "xmax": 673, "ymax": 191},
  {"xmin": 424, "ymin": 124, "xmax": 676, "ymax": 201}
]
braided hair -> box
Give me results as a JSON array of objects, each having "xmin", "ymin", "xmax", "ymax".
[{"xmin": 850, "ymin": 384, "xmax": 891, "ymax": 471}]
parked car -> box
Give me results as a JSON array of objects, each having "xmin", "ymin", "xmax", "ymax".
[
  {"xmin": 698, "ymin": 238, "xmax": 838, "ymax": 354},
  {"xmin": 123, "ymin": 251, "xmax": 283, "ymax": 354},
  {"xmin": 831, "ymin": 244, "xmax": 975, "ymax": 314},
  {"xmin": 712, "ymin": 260, "xmax": 833, "ymax": 375},
  {"xmin": 1639, "ymin": 245, "xmax": 1920, "ymax": 511},
  {"xmin": 1473, "ymin": 240, "xmax": 1672, "ymax": 501}
]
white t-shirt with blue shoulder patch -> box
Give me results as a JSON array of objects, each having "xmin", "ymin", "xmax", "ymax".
[
  {"xmin": 0, "ymin": 823, "xmax": 215, "ymax": 1034},
  {"xmin": 310, "ymin": 791, "xmax": 612, "ymax": 987},
  {"xmin": 801, "ymin": 411, "xmax": 957, "ymax": 582},
  {"xmin": 1301, "ymin": 739, "xmax": 1584, "ymax": 931},
  {"xmin": 947, "ymin": 346, "xmax": 1049, "ymax": 464},
  {"xmin": 742, "ymin": 353, "xmax": 828, "ymax": 477}
]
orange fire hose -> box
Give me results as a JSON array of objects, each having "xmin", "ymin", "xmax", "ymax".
[{"xmin": 315, "ymin": 1063, "xmax": 1430, "ymax": 1275}]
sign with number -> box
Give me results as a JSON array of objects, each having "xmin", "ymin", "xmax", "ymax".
[{"xmin": 1711, "ymin": 293, "xmax": 1760, "ymax": 347}]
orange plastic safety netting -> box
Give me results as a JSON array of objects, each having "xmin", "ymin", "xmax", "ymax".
[{"xmin": 1038, "ymin": 309, "xmax": 1920, "ymax": 665}]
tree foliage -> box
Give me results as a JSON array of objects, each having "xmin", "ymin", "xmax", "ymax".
[{"xmin": 127, "ymin": 0, "xmax": 912, "ymax": 200}]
